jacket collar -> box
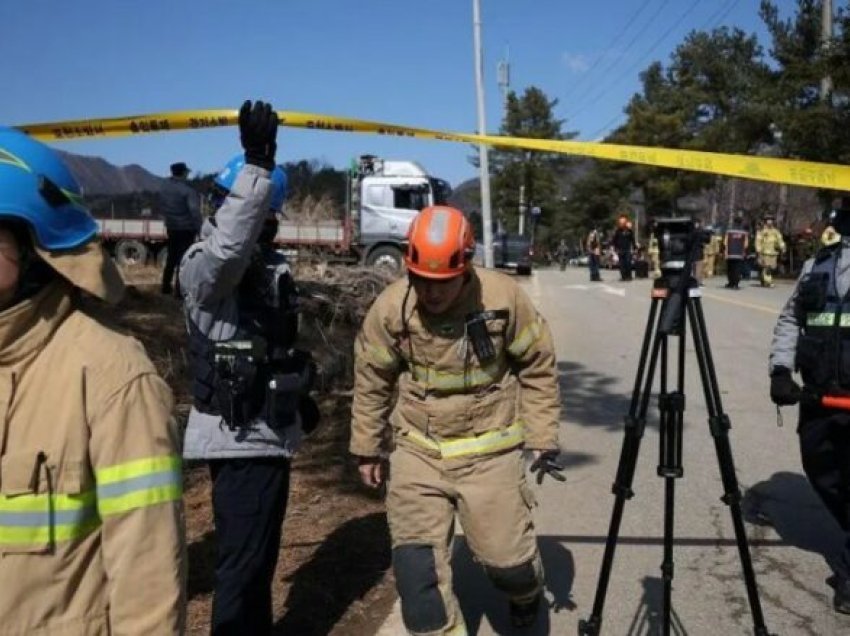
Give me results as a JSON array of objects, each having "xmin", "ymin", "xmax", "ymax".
[{"xmin": 0, "ymin": 281, "xmax": 73, "ymax": 366}]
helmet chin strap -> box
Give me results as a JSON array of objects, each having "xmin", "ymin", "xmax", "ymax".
[{"xmin": 11, "ymin": 236, "xmax": 57, "ymax": 305}]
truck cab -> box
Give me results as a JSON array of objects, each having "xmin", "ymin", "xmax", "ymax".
[{"xmin": 352, "ymin": 155, "xmax": 451, "ymax": 271}]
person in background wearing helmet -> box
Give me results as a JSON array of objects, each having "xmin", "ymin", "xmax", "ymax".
[
  {"xmin": 351, "ymin": 206, "xmax": 563, "ymax": 634},
  {"xmin": 179, "ymin": 101, "xmax": 319, "ymax": 636},
  {"xmin": 769, "ymin": 195, "xmax": 850, "ymax": 614},
  {"xmin": 0, "ymin": 129, "xmax": 185, "ymax": 634},
  {"xmin": 756, "ymin": 215, "xmax": 786, "ymax": 288},
  {"xmin": 160, "ymin": 160, "xmax": 201, "ymax": 296},
  {"xmin": 612, "ymin": 214, "xmax": 636, "ymax": 281},
  {"xmin": 822, "ymin": 211, "xmax": 841, "ymax": 247}
]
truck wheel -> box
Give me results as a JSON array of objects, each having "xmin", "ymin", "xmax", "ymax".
[
  {"xmin": 516, "ymin": 265, "xmax": 532, "ymax": 276},
  {"xmin": 156, "ymin": 246, "xmax": 168, "ymax": 269},
  {"xmin": 366, "ymin": 246, "xmax": 404, "ymax": 273},
  {"xmin": 114, "ymin": 239, "xmax": 148, "ymax": 267}
]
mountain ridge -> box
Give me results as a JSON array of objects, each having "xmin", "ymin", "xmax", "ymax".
[{"xmin": 57, "ymin": 150, "xmax": 169, "ymax": 195}]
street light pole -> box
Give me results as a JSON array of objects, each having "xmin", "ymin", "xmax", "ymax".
[
  {"xmin": 822, "ymin": 0, "xmax": 833, "ymax": 100},
  {"xmin": 472, "ymin": 0, "xmax": 494, "ymax": 268}
]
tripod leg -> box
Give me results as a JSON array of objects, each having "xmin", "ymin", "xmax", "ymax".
[
  {"xmin": 658, "ymin": 316, "xmax": 687, "ymax": 636},
  {"xmin": 579, "ymin": 298, "xmax": 665, "ymax": 636},
  {"xmin": 686, "ymin": 297, "xmax": 774, "ymax": 636}
]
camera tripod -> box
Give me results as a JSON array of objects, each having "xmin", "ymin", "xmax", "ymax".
[{"xmin": 578, "ymin": 273, "xmax": 773, "ymax": 636}]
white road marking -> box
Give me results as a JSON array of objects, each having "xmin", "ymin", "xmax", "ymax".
[
  {"xmin": 600, "ymin": 284, "xmax": 626, "ymax": 297},
  {"xmin": 563, "ymin": 283, "xmax": 626, "ymax": 297}
]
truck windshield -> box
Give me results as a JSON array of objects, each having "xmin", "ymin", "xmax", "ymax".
[{"xmin": 430, "ymin": 178, "xmax": 452, "ymax": 205}]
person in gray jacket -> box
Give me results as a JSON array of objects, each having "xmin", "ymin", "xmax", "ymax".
[
  {"xmin": 179, "ymin": 100, "xmax": 319, "ymax": 635},
  {"xmin": 769, "ymin": 195, "xmax": 850, "ymax": 614},
  {"xmin": 161, "ymin": 160, "xmax": 201, "ymax": 295}
]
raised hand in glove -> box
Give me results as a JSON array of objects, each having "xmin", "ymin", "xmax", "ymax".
[
  {"xmin": 529, "ymin": 450, "xmax": 566, "ymax": 485},
  {"xmin": 770, "ymin": 367, "xmax": 801, "ymax": 406},
  {"xmin": 239, "ymin": 100, "xmax": 279, "ymax": 170}
]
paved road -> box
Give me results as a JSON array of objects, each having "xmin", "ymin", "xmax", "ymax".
[{"xmin": 377, "ymin": 267, "xmax": 850, "ymax": 635}]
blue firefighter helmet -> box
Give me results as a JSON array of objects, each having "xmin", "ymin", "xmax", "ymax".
[
  {"xmin": 212, "ymin": 154, "xmax": 287, "ymax": 214},
  {"xmin": 0, "ymin": 127, "xmax": 98, "ymax": 250}
]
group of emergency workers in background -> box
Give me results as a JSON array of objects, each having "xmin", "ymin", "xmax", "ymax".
[
  {"xmin": 572, "ymin": 210, "xmax": 839, "ymax": 290},
  {"xmin": 5, "ymin": 95, "xmax": 850, "ymax": 635}
]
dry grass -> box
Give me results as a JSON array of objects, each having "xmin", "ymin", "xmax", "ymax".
[
  {"xmin": 284, "ymin": 194, "xmax": 340, "ymax": 221},
  {"xmin": 110, "ymin": 264, "xmax": 398, "ymax": 635}
]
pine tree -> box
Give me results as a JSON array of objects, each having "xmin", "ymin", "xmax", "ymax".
[{"xmin": 486, "ymin": 87, "xmax": 577, "ymax": 234}]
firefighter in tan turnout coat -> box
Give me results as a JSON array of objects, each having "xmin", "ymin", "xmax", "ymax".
[
  {"xmin": 0, "ymin": 127, "xmax": 185, "ymax": 635},
  {"xmin": 351, "ymin": 206, "xmax": 563, "ymax": 635}
]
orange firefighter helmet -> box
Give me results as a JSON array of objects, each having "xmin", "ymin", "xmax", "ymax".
[{"xmin": 405, "ymin": 206, "xmax": 475, "ymax": 279}]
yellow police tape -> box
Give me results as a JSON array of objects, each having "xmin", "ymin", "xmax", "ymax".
[{"xmin": 15, "ymin": 109, "xmax": 850, "ymax": 191}]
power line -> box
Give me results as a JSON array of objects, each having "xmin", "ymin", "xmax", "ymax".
[
  {"xmin": 562, "ymin": 0, "xmax": 660, "ymax": 103},
  {"xmin": 568, "ymin": 0, "xmax": 704, "ymax": 122},
  {"xmin": 698, "ymin": 0, "xmax": 740, "ymax": 32},
  {"xmin": 565, "ymin": 0, "xmax": 674, "ymax": 114},
  {"xmin": 586, "ymin": 0, "xmax": 740, "ymax": 141}
]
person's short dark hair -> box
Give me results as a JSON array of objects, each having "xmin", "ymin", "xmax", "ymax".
[{"xmin": 170, "ymin": 162, "xmax": 190, "ymax": 177}]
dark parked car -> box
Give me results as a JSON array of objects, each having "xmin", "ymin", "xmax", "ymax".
[{"xmin": 475, "ymin": 232, "xmax": 533, "ymax": 276}]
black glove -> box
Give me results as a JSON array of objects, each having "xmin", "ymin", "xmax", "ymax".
[
  {"xmin": 239, "ymin": 100, "xmax": 278, "ymax": 170},
  {"xmin": 529, "ymin": 450, "xmax": 566, "ymax": 485},
  {"xmin": 770, "ymin": 367, "xmax": 801, "ymax": 406}
]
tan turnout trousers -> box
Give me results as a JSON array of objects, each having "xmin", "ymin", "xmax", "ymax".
[{"xmin": 387, "ymin": 445, "xmax": 543, "ymax": 636}]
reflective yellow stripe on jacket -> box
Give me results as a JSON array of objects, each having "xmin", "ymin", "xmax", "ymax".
[
  {"xmin": 406, "ymin": 422, "xmax": 525, "ymax": 459},
  {"xmin": 806, "ymin": 313, "xmax": 850, "ymax": 328},
  {"xmin": 364, "ymin": 344, "xmax": 397, "ymax": 370},
  {"xmin": 0, "ymin": 491, "xmax": 99, "ymax": 546},
  {"xmin": 0, "ymin": 455, "xmax": 181, "ymax": 547},
  {"xmin": 508, "ymin": 319, "xmax": 543, "ymax": 358},
  {"xmin": 96, "ymin": 455, "xmax": 182, "ymax": 516},
  {"xmin": 410, "ymin": 359, "xmax": 504, "ymax": 391}
]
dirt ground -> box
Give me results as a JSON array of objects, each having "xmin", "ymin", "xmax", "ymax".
[{"xmin": 109, "ymin": 266, "xmax": 397, "ymax": 635}]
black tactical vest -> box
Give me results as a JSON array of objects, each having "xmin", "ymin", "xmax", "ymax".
[
  {"xmin": 187, "ymin": 248, "xmax": 308, "ymax": 428},
  {"xmin": 794, "ymin": 245, "xmax": 850, "ymax": 391},
  {"xmin": 725, "ymin": 230, "xmax": 747, "ymax": 259}
]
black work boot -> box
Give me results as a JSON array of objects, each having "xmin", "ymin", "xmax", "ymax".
[
  {"xmin": 509, "ymin": 592, "xmax": 542, "ymax": 628},
  {"xmin": 834, "ymin": 577, "xmax": 850, "ymax": 614}
]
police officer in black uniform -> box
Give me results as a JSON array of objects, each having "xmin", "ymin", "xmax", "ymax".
[{"xmin": 769, "ymin": 195, "xmax": 850, "ymax": 614}]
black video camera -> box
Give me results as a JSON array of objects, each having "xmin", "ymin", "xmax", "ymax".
[{"xmin": 654, "ymin": 217, "xmax": 711, "ymax": 274}]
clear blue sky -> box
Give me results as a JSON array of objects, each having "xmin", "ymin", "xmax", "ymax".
[{"xmin": 0, "ymin": 0, "xmax": 800, "ymax": 188}]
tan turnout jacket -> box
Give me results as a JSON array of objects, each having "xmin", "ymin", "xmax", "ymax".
[
  {"xmin": 0, "ymin": 281, "xmax": 185, "ymax": 635},
  {"xmin": 756, "ymin": 227, "xmax": 786, "ymax": 257},
  {"xmin": 351, "ymin": 267, "xmax": 560, "ymax": 460}
]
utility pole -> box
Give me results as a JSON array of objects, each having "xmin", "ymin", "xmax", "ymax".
[
  {"xmin": 821, "ymin": 0, "xmax": 833, "ymax": 100},
  {"xmin": 497, "ymin": 45, "xmax": 511, "ymax": 117},
  {"xmin": 518, "ymin": 185, "xmax": 526, "ymax": 236},
  {"xmin": 472, "ymin": 0, "xmax": 494, "ymax": 268}
]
